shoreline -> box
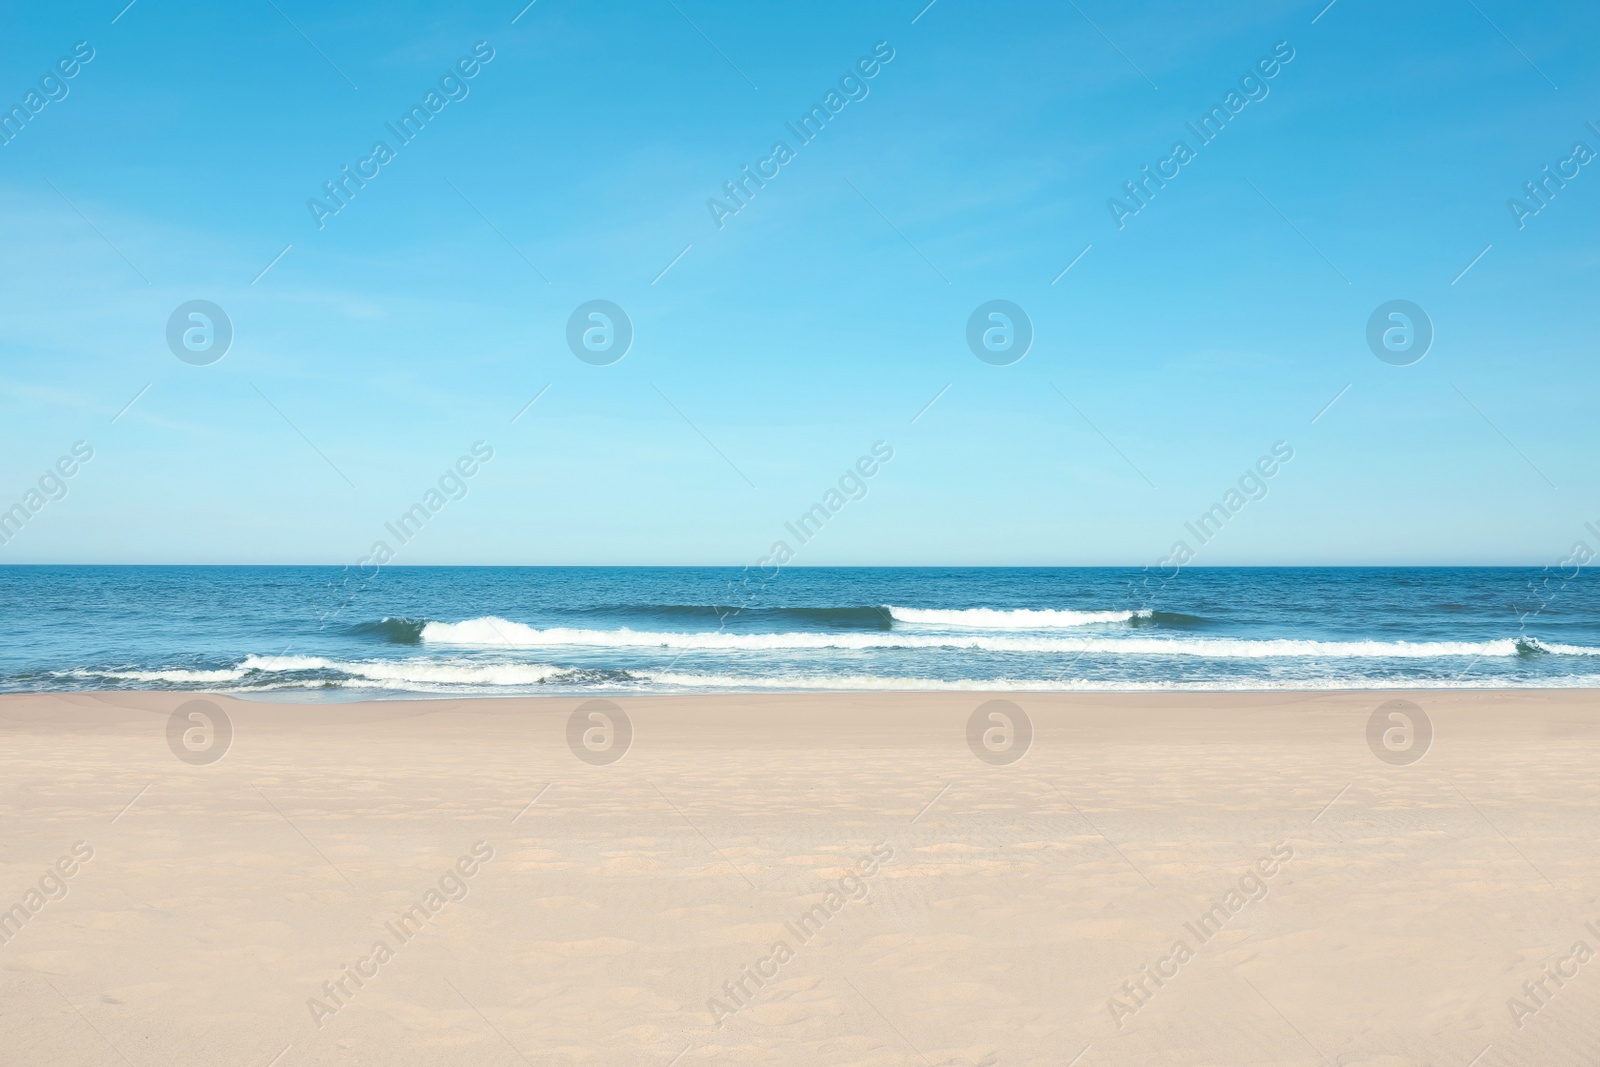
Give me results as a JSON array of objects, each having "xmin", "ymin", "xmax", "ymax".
[{"xmin": 9, "ymin": 677, "xmax": 1600, "ymax": 707}]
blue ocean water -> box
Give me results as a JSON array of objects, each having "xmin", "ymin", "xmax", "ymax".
[{"xmin": 1, "ymin": 566, "xmax": 1597, "ymax": 699}]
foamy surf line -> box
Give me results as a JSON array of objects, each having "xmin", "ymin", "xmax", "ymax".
[
  {"xmin": 59, "ymin": 656, "xmax": 600, "ymax": 690},
  {"xmin": 418, "ymin": 617, "xmax": 1600, "ymax": 658},
  {"xmin": 48, "ymin": 662, "xmax": 1600, "ymax": 696},
  {"xmin": 885, "ymin": 606, "xmax": 1150, "ymax": 627},
  {"xmin": 639, "ymin": 672, "xmax": 1600, "ymax": 693}
]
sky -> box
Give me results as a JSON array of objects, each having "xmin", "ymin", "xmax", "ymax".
[{"xmin": 0, "ymin": 0, "xmax": 1596, "ymax": 567}]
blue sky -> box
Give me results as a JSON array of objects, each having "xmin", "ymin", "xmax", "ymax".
[{"xmin": 1, "ymin": 0, "xmax": 1596, "ymax": 566}]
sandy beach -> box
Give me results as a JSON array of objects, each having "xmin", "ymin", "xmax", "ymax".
[{"xmin": 3, "ymin": 688, "xmax": 1598, "ymax": 1066}]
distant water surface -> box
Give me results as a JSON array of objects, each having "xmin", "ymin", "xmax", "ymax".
[{"xmin": 1, "ymin": 566, "xmax": 1596, "ymax": 700}]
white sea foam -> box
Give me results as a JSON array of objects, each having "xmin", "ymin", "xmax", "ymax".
[
  {"xmin": 1525, "ymin": 639, "xmax": 1600, "ymax": 655},
  {"xmin": 642, "ymin": 671, "xmax": 1092, "ymax": 691},
  {"xmin": 420, "ymin": 616, "xmax": 1593, "ymax": 659},
  {"xmin": 61, "ymin": 654, "xmax": 1600, "ymax": 696},
  {"xmin": 571, "ymin": 670, "xmax": 1600, "ymax": 693},
  {"xmin": 61, "ymin": 666, "xmax": 250, "ymax": 684},
  {"xmin": 885, "ymin": 606, "xmax": 1147, "ymax": 628},
  {"xmin": 65, "ymin": 656, "xmax": 577, "ymax": 690},
  {"xmin": 239, "ymin": 655, "xmax": 334, "ymax": 672},
  {"xmin": 330, "ymin": 660, "xmax": 571, "ymax": 686}
]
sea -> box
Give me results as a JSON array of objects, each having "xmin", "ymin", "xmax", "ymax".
[{"xmin": 1, "ymin": 566, "xmax": 1597, "ymax": 700}]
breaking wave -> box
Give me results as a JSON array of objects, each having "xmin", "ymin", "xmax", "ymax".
[
  {"xmin": 886, "ymin": 606, "xmax": 1149, "ymax": 627},
  {"xmin": 417, "ymin": 617, "xmax": 1600, "ymax": 659}
]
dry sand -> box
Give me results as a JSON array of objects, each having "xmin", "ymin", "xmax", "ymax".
[{"xmin": 2, "ymin": 688, "xmax": 1598, "ymax": 1066}]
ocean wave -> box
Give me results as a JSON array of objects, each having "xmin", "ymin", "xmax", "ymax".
[
  {"xmin": 356, "ymin": 604, "xmax": 1212, "ymax": 641},
  {"xmin": 238, "ymin": 655, "xmax": 334, "ymax": 672},
  {"xmin": 62, "ymin": 656, "xmax": 624, "ymax": 691},
  {"xmin": 419, "ymin": 616, "xmax": 1600, "ymax": 658},
  {"xmin": 237, "ymin": 656, "xmax": 578, "ymax": 685},
  {"xmin": 600, "ymin": 604, "xmax": 895, "ymax": 630},
  {"xmin": 347, "ymin": 617, "xmax": 428, "ymax": 644},
  {"xmin": 58, "ymin": 666, "xmax": 250, "ymax": 684},
  {"xmin": 350, "ymin": 606, "xmax": 900, "ymax": 641},
  {"xmin": 48, "ymin": 651, "xmax": 1600, "ymax": 697},
  {"xmin": 886, "ymin": 606, "xmax": 1149, "ymax": 628},
  {"xmin": 1523, "ymin": 638, "xmax": 1600, "ymax": 655},
  {"xmin": 351, "ymin": 605, "xmax": 1205, "ymax": 642},
  {"xmin": 886, "ymin": 606, "xmax": 1206, "ymax": 628}
]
